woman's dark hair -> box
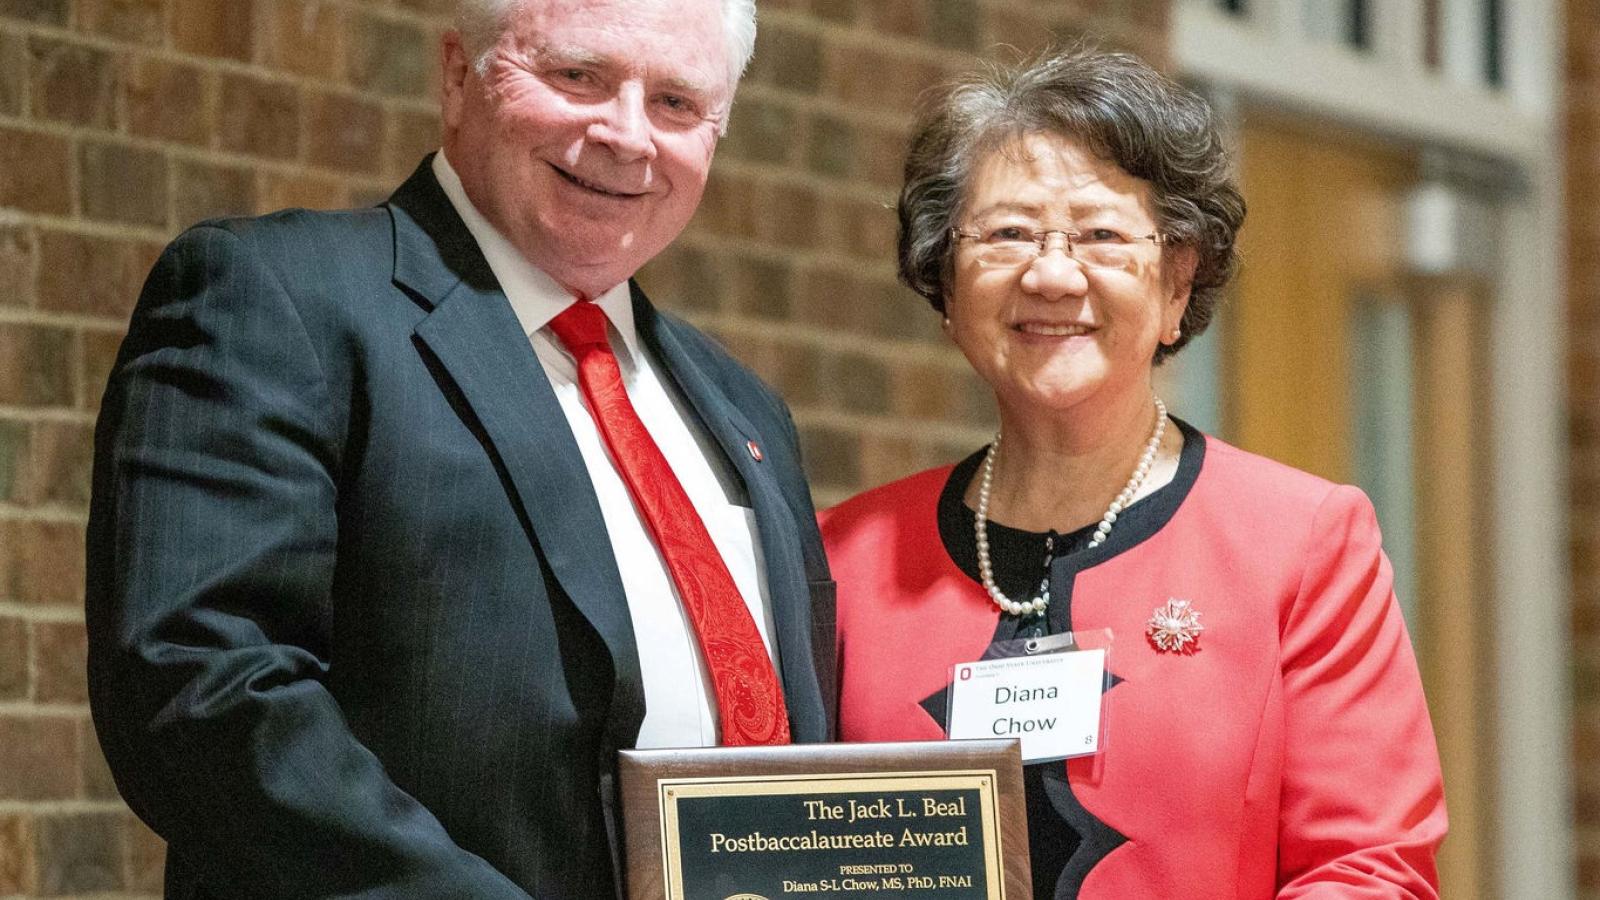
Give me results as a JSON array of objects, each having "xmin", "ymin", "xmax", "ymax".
[{"xmin": 897, "ymin": 46, "xmax": 1246, "ymax": 361}]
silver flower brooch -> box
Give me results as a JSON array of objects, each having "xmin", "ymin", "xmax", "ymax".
[{"xmin": 1147, "ymin": 598, "xmax": 1204, "ymax": 653}]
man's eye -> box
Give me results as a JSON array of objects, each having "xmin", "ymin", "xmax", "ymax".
[{"xmin": 655, "ymin": 95, "xmax": 705, "ymax": 122}]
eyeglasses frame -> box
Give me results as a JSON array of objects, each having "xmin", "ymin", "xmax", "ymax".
[{"xmin": 950, "ymin": 226, "xmax": 1172, "ymax": 269}]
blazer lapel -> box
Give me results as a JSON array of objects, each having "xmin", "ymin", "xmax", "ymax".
[
  {"xmin": 387, "ymin": 160, "xmax": 645, "ymax": 743},
  {"xmin": 632, "ymin": 286, "xmax": 826, "ymax": 739}
]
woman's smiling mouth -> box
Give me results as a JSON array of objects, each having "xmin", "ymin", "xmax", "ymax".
[{"xmin": 1014, "ymin": 322, "xmax": 1094, "ymax": 337}]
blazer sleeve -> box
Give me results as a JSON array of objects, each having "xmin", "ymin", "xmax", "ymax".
[
  {"xmin": 86, "ymin": 225, "xmax": 532, "ymax": 899},
  {"xmin": 1275, "ymin": 485, "xmax": 1447, "ymax": 897}
]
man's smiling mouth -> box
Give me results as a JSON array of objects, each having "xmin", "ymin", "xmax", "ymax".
[{"xmin": 552, "ymin": 165, "xmax": 643, "ymax": 198}]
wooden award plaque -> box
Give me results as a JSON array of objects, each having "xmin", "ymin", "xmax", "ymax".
[{"xmin": 618, "ymin": 740, "xmax": 1031, "ymax": 900}]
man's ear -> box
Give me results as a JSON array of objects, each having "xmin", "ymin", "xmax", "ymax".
[{"xmin": 441, "ymin": 30, "xmax": 471, "ymax": 133}]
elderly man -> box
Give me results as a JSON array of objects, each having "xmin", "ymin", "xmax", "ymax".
[{"xmin": 85, "ymin": 0, "xmax": 835, "ymax": 896}]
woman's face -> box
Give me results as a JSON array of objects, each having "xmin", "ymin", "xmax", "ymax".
[{"xmin": 945, "ymin": 133, "xmax": 1192, "ymax": 422}]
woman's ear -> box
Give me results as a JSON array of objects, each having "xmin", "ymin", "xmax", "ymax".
[
  {"xmin": 1164, "ymin": 245, "xmax": 1198, "ymax": 328},
  {"xmin": 1165, "ymin": 245, "xmax": 1198, "ymax": 302}
]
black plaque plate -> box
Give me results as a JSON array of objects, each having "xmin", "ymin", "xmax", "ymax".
[{"xmin": 619, "ymin": 740, "xmax": 1030, "ymax": 900}]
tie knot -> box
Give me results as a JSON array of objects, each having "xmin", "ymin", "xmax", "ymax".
[{"xmin": 548, "ymin": 299, "xmax": 610, "ymax": 354}]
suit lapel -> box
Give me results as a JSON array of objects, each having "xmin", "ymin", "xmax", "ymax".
[
  {"xmin": 632, "ymin": 286, "xmax": 824, "ymax": 737},
  {"xmin": 388, "ymin": 160, "xmax": 645, "ymax": 743}
]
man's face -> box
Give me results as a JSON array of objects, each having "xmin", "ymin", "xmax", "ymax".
[{"xmin": 441, "ymin": 0, "xmax": 730, "ymax": 298}]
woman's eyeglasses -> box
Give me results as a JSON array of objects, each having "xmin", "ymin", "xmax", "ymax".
[{"xmin": 951, "ymin": 226, "xmax": 1169, "ymax": 270}]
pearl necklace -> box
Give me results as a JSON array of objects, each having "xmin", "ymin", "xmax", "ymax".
[{"xmin": 975, "ymin": 396, "xmax": 1168, "ymax": 616}]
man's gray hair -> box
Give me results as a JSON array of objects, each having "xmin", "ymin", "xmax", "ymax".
[{"xmin": 456, "ymin": 0, "xmax": 757, "ymax": 90}]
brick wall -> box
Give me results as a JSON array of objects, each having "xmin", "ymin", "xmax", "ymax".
[
  {"xmin": 0, "ymin": 0, "xmax": 449, "ymax": 891},
  {"xmin": 0, "ymin": 0, "xmax": 1165, "ymax": 895},
  {"xmin": 1570, "ymin": 2, "xmax": 1600, "ymax": 895}
]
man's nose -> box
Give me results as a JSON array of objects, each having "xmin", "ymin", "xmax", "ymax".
[{"xmin": 587, "ymin": 84, "xmax": 656, "ymax": 162}]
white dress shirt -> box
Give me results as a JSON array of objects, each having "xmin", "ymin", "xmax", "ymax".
[{"xmin": 432, "ymin": 152, "xmax": 778, "ymax": 749}]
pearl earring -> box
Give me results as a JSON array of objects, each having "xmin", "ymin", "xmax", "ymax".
[{"xmin": 1169, "ymin": 326, "xmax": 1182, "ymax": 342}]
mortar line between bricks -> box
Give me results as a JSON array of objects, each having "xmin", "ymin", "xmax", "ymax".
[
  {"xmin": 0, "ymin": 403, "xmax": 98, "ymax": 422},
  {"xmin": 731, "ymin": 84, "xmax": 917, "ymax": 133},
  {"xmin": 0, "ymin": 307, "xmax": 131, "ymax": 333},
  {"xmin": 165, "ymin": 149, "xmax": 395, "ymax": 198},
  {"xmin": 756, "ymin": 6, "xmax": 1140, "ymax": 71},
  {"xmin": 63, "ymin": 886, "xmax": 170, "ymax": 894},
  {"xmin": 791, "ymin": 408, "xmax": 993, "ymax": 445},
  {"xmin": 671, "ymin": 232, "xmax": 902, "ymax": 280},
  {"xmin": 163, "ymin": 153, "xmax": 180, "ymax": 239},
  {"xmin": 0, "ymin": 17, "xmax": 447, "ymax": 108},
  {"xmin": 11, "ymin": 18, "xmax": 31, "ymax": 118},
  {"xmin": 0, "ymin": 115, "xmax": 417, "ymax": 194},
  {"xmin": 0, "ymin": 601, "xmax": 83, "ymax": 623},
  {"xmin": 302, "ymin": 0, "xmax": 456, "ymax": 31},
  {"xmin": 48, "ymin": 886, "xmax": 165, "ymax": 898},
  {"xmin": 709, "ymin": 157, "xmax": 903, "ymax": 200},
  {"xmin": 1, "ymin": 1, "xmax": 455, "ymax": 43},
  {"xmin": 0, "ymin": 799, "xmax": 135, "ymax": 816},
  {"xmin": 0, "ymin": 209, "xmax": 168, "ymax": 245},
  {"xmin": 0, "ymin": 503, "xmax": 88, "ymax": 523},
  {"xmin": 677, "ymin": 312, "xmax": 968, "ymax": 364},
  {"xmin": 0, "ymin": 700, "xmax": 89, "ymax": 717},
  {"xmin": 23, "ymin": 599, "xmax": 38, "ymax": 708},
  {"xmin": 754, "ymin": 9, "xmax": 990, "ymax": 67}
]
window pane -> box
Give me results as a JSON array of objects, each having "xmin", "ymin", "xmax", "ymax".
[
  {"xmin": 1424, "ymin": 0, "xmax": 1442, "ymax": 68},
  {"xmin": 1485, "ymin": 0, "xmax": 1504, "ymax": 87},
  {"xmin": 1348, "ymin": 0, "xmax": 1370, "ymax": 50},
  {"xmin": 1350, "ymin": 294, "xmax": 1419, "ymax": 624},
  {"xmin": 1302, "ymin": 0, "xmax": 1371, "ymax": 51}
]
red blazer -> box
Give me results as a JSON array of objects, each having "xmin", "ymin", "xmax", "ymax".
[{"xmin": 820, "ymin": 435, "xmax": 1445, "ymax": 899}]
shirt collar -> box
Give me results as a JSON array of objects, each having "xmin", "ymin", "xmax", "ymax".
[{"xmin": 431, "ymin": 151, "xmax": 641, "ymax": 367}]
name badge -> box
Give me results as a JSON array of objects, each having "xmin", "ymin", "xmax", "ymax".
[{"xmin": 946, "ymin": 649, "xmax": 1106, "ymax": 764}]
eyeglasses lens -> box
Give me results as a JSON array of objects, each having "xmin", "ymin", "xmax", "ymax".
[{"xmin": 974, "ymin": 242, "xmax": 1136, "ymax": 270}]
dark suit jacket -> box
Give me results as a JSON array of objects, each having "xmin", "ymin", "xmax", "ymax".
[{"xmin": 86, "ymin": 159, "xmax": 836, "ymax": 899}]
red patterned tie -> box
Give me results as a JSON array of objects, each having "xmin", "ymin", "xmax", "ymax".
[{"xmin": 548, "ymin": 299, "xmax": 790, "ymax": 746}]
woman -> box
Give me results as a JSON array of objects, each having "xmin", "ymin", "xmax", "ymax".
[{"xmin": 821, "ymin": 48, "xmax": 1445, "ymax": 898}]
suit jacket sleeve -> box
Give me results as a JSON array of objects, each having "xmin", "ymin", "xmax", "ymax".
[
  {"xmin": 86, "ymin": 225, "xmax": 533, "ymax": 899},
  {"xmin": 1275, "ymin": 485, "xmax": 1447, "ymax": 897}
]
